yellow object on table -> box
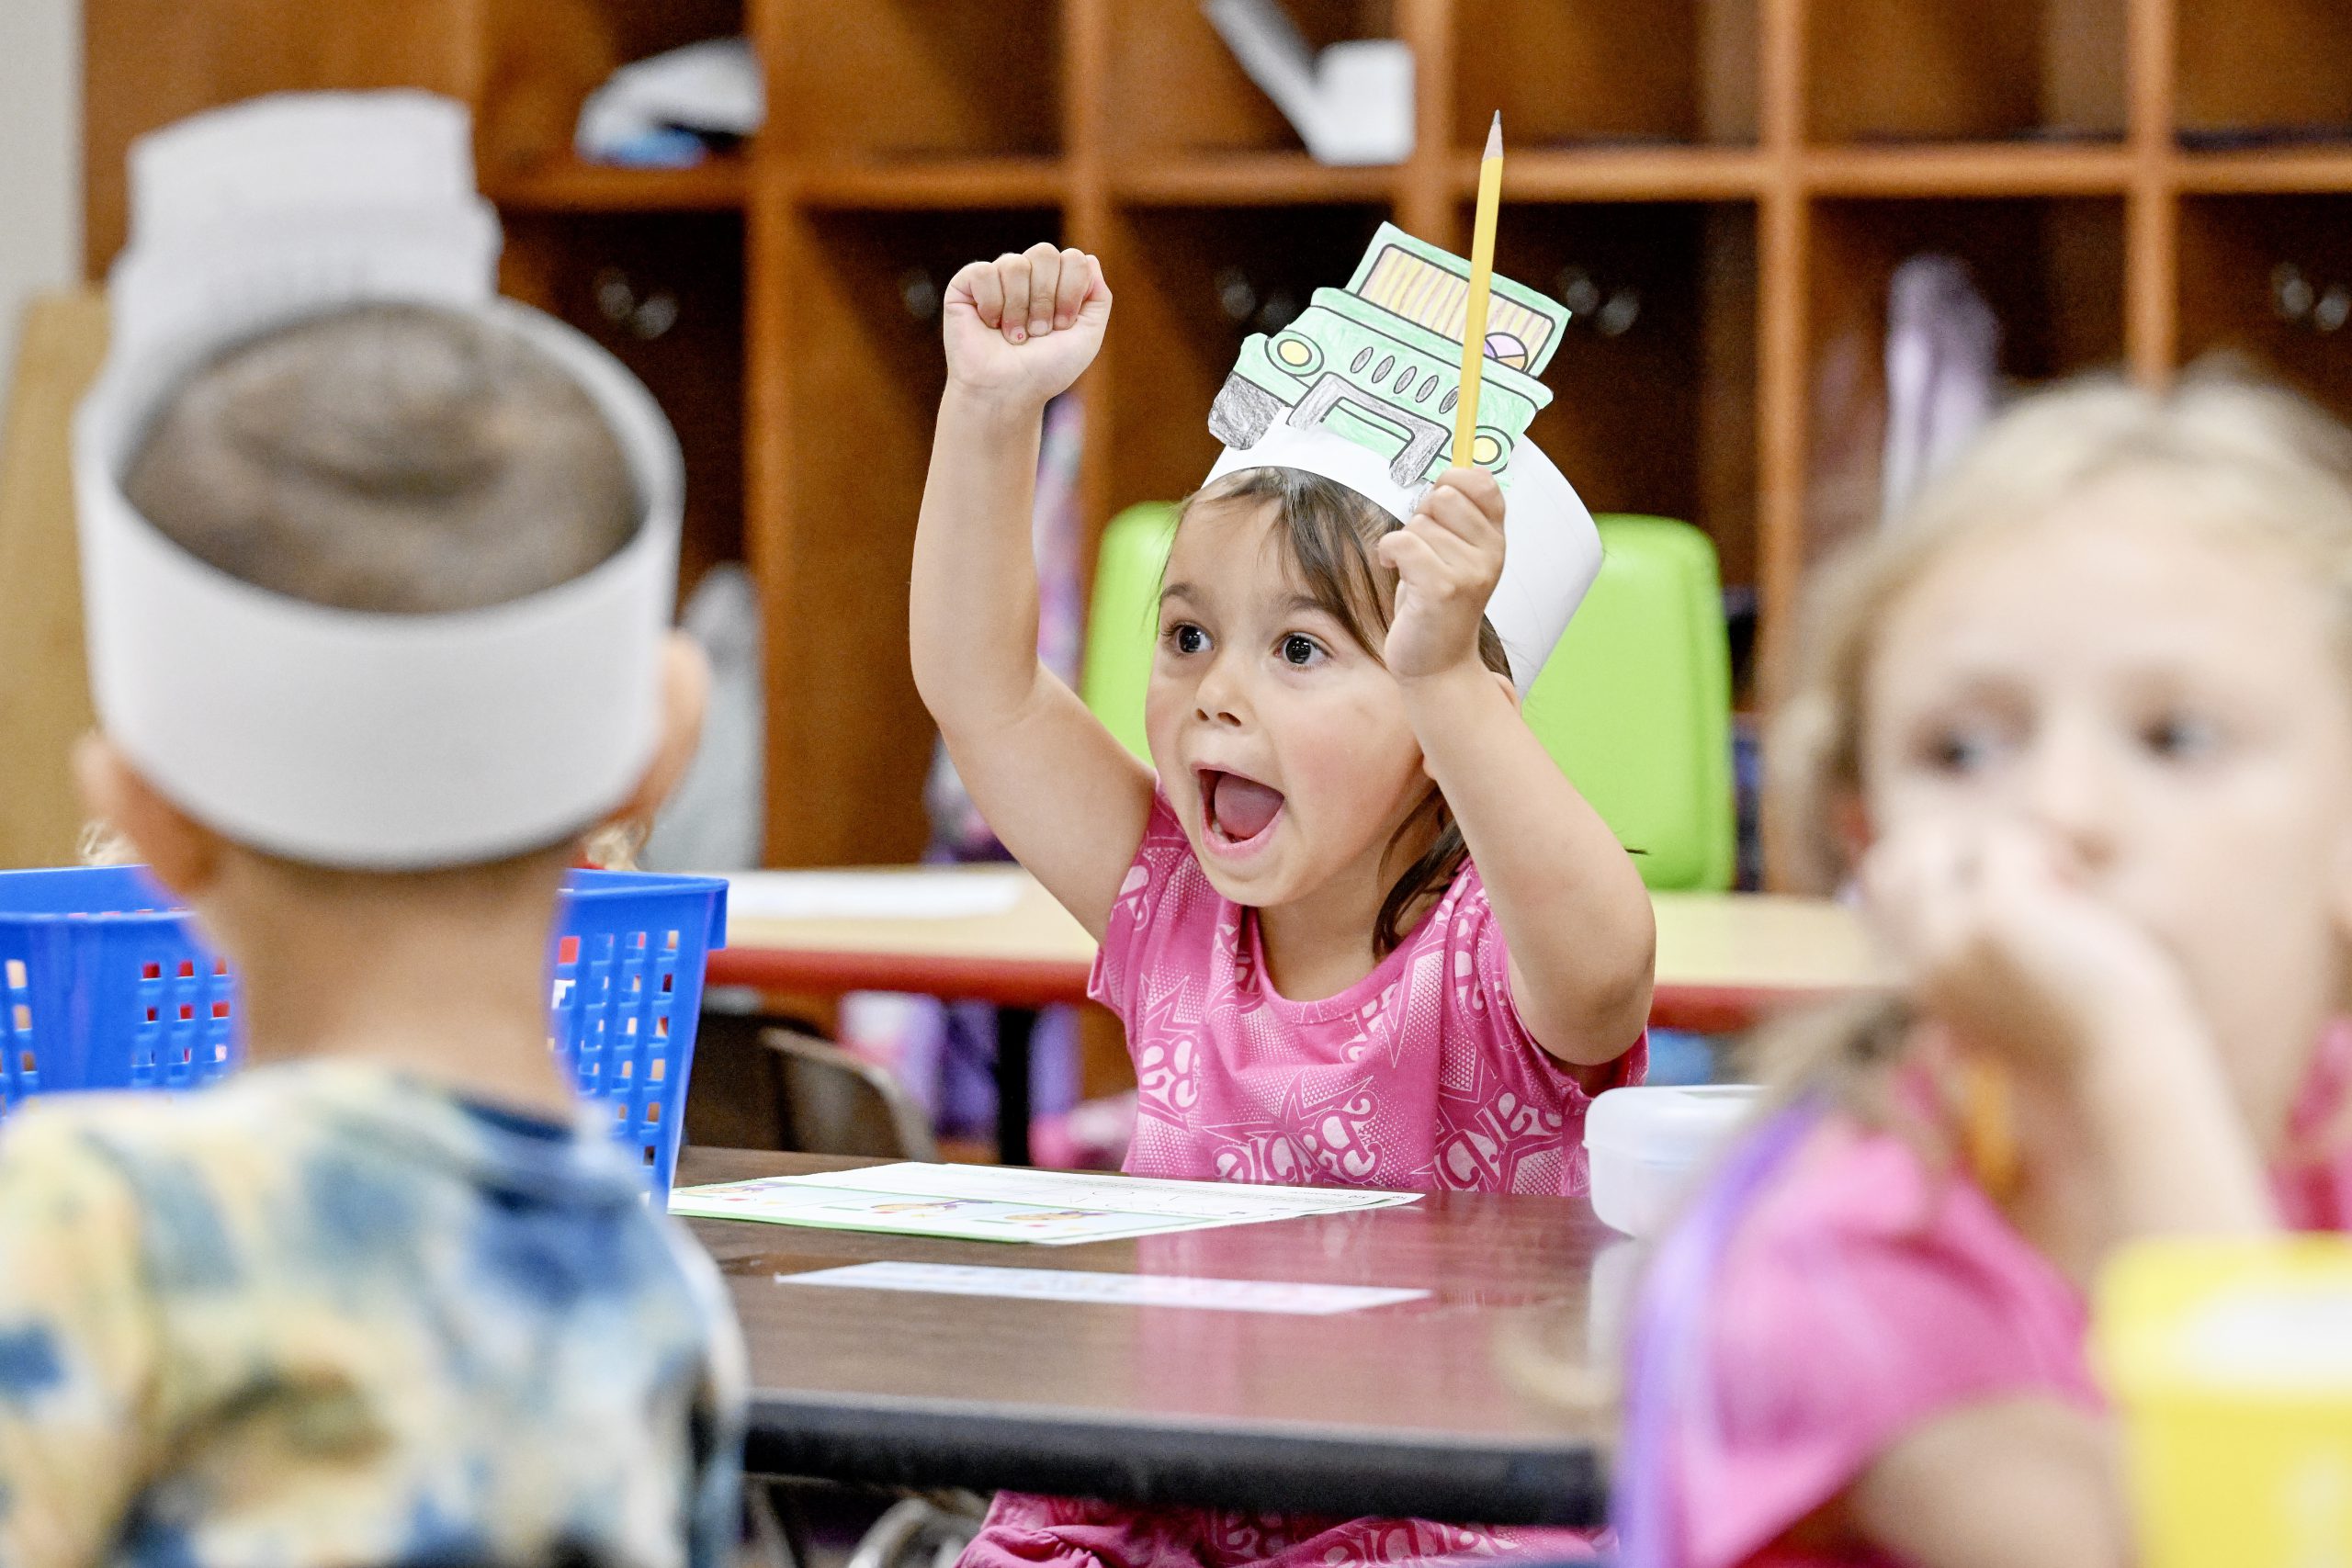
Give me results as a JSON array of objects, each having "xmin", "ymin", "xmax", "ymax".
[
  {"xmin": 1451, "ymin": 112, "xmax": 1504, "ymax": 470},
  {"xmin": 2098, "ymin": 1236, "xmax": 2352, "ymax": 1568}
]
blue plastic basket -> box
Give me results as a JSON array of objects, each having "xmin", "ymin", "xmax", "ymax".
[{"xmin": 0, "ymin": 865, "xmax": 728, "ymax": 1197}]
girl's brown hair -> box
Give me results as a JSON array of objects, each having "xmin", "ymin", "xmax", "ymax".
[
  {"xmin": 1762, "ymin": 364, "xmax": 2352, "ymax": 1114},
  {"xmin": 1176, "ymin": 467, "xmax": 1512, "ymax": 955}
]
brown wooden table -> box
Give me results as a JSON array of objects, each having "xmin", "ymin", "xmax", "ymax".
[{"xmin": 681, "ymin": 1148, "xmax": 1621, "ymax": 1527}]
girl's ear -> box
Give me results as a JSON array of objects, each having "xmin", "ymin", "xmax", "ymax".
[{"xmin": 72, "ymin": 734, "xmax": 225, "ymax": 897}]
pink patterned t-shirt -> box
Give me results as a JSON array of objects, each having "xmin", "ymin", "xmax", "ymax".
[
  {"xmin": 959, "ymin": 795, "xmax": 1645, "ymax": 1568},
  {"xmin": 1642, "ymin": 1028, "xmax": 2352, "ymax": 1568},
  {"xmin": 1103, "ymin": 792, "xmax": 1643, "ymax": 1193}
]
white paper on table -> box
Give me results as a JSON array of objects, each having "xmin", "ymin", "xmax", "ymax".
[
  {"xmin": 669, "ymin": 1162, "xmax": 1420, "ymax": 1245},
  {"xmin": 723, "ymin": 870, "xmax": 1026, "ymax": 923},
  {"xmin": 786, "ymin": 1162, "xmax": 1421, "ymax": 1220},
  {"xmin": 669, "ymin": 1182, "xmax": 1215, "ymax": 1245},
  {"xmin": 780, "ymin": 1261, "xmax": 1430, "ymax": 1315}
]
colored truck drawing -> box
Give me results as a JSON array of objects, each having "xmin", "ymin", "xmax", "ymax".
[{"xmin": 1209, "ymin": 220, "xmax": 1570, "ymax": 488}]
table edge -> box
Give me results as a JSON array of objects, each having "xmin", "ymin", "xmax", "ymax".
[{"xmin": 744, "ymin": 1387, "xmax": 1607, "ymax": 1528}]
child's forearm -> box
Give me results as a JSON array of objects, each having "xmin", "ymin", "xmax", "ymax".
[
  {"xmin": 910, "ymin": 387, "xmax": 1052, "ymax": 735},
  {"xmin": 1401, "ymin": 664, "xmax": 1656, "ymax": 1062},
  {"xmin": 2073, "ymin": 1004, "xmax": 2278, "ymax": 1242}
]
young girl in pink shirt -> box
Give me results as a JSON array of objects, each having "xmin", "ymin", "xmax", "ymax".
[
  {"xmin": 1618, "ymin": 371, "xmax": 2352, "ymax": 1568},
  {"xmin": 911, "ymin": 242, "xmax": 1653, "ymax": 1567}
]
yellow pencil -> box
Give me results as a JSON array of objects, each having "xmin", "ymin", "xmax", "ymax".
[{"xmin": 1453, "ymin": 111, "xmax": 1505, "ymax": 470}]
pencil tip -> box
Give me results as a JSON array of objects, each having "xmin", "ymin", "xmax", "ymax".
[{"xmin": 1486, "ymin": 113, "xmax": 1502, "ymax": 156}]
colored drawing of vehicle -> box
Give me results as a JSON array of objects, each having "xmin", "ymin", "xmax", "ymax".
[{"xmin": 1209, "ymin": 220, "xmax": 1570, "ymax": 487}]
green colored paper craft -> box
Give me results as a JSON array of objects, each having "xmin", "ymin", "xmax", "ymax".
[{"xmin": 1208, "ymin": 220, "xmax": 1571, "ymax": 491}]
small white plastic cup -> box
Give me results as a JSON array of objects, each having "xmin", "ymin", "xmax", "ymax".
[{"xmin": 1586, "ymin": 1084, "xmax": 1763, "ymax": 1236}]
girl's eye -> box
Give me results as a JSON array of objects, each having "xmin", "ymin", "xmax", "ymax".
[
  {"xmin": 2143, "ymin": 712, "xmax": 2219, "ymax": 761},
  {"xmin": 1280, "ymin": 634, "xmax": 1326, "ymax": 668},
  {"xmin": 1166, "ymin": 623, "xmax": 1207, "ymax": 656},
  {"xmin": 1921, "ymin": 723, "xmax": 2002, "ymax": 775}
]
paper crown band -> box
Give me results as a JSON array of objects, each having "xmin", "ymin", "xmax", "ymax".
[
  {"xmin": 1203, "ymin": 423, "xmax": 1599, "ymax": 691},
  {"xmin": 1201, "ymin": 222, "xmax": 1599, "ymax": 691},
  {"xmin": 76, "ymin": 93, "xmax": 683, "ymax": 869}
]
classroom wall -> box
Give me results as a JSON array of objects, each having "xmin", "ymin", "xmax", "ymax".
[{"xmin": 1, "ymin": 0, "xmax": 84, "ymax": 378}]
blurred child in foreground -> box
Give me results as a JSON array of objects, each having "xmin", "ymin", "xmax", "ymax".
[
  {"xmin": 0, "ymin": 94, "xmax": 743, "ymax": 1568},
  {"xmin": 1619, "ymin": 369, "xmax": 2352, "ymax": 1568}
]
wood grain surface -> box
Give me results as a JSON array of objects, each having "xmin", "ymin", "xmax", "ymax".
[{"xmin": 681, "ymin": 1148, "xmax": 1624, "ymax": 1526}]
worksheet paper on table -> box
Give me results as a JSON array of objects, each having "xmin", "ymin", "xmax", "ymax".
[
  {"xmin": 667, "ymin": 1161, "xmax": 1421, "ymax": 1245},
  {"xmin": 723, "ymin": 869, "xmax": 1026, "ymax": 922},
  {"xmin": 779, "ymin": 1260, "xmax": 1430, "ymax": 1314}
]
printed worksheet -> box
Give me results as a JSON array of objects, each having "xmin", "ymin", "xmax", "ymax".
[
  {"xmin": 779, "ymin": 1260, "xmax": 1430, "ymax": 1314},
  {"xmin": 668, "ymin": 1162, "xmax": 1419, "ymax": 1245}
]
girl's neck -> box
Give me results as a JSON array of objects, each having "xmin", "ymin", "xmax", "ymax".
[
  {"xmin": 1257, "ymin": 889, "xmax": 1384, "ymax": 1001},
  {"xmin": 1253, "ymin": 827, "xmax": 1446, "ymax": 1003}
]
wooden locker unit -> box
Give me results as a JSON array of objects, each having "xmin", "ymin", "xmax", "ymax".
[{"xmin": 80, "ymin": 0, "xmax": 2352, "ymax": 880}]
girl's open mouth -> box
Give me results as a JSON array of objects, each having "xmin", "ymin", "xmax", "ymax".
[{"xmin": 1198, "ymin": 767, "xmax": 1285, "ymax": 855}]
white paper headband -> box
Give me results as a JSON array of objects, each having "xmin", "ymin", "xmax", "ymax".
[{"xmin": 75, "ymin": 93, "xmax": 684, "ymax": 869}]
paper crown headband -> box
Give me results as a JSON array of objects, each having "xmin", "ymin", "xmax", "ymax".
[
  {"xmin": 74, "ymin": 91, "xmax": 684, "ymax": 869},
  {"xmin": 1204, "ymin": 221, "xmax": 1600, "ymax": 690}
]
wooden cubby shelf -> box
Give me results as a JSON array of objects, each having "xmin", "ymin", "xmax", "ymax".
[
  {"xmin": 1476, "ymin": 149, "xmax": 1770, "ymax": 203},
  {"xmin": 2176, "ymin": 0, "xmax": 2352, "ymax": 150},
  {"xmin": 790, "ymin": 159, "xmax": 1069, "ymax": 212},
  {"xmin": 1804, "ymin": 0, "xmax": 2129, "ymax": 145},
  {"xmin": 2178, "ymin": 195, "xmax": 2352, "ymax": 419},
  {"xmin": 486, "ymin": 156, "xmax": 752, "ymax": 213},
  {"xmin": 2177, "ymin": 151, "xmax": 2352, "ymax": 197},
  {"xmin": 1799, "ymin": 145, "xmax": 2137, "ymax": 197},
  {"xmin": 80, "ymin": 0, "xmax": 2352, "ymax": 878},
  {"xmin": 1112, "ymin": 156, "xmax": 1395, "ymax": 208}
]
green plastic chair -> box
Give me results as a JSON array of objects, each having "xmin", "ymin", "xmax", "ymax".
[
  {"xmin": 1079, "ymin": 501, "xmax": 1179, "ymax": 761},
  {"xmin": 1521, "ymin": 514, "xmax": 1736, "ymax": 891},
  {"xmin": 1077, "ymin": 502, "xmax": 1735, "ymax": 892}
]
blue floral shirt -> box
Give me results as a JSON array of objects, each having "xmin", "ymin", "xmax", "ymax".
[{"xmin": 0, "ymin": 1062, "xmax": 744, "ymax": 1568}]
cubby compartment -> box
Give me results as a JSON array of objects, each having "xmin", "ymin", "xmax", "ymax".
[
  {"xmin": 476, "ymin": 0, "xmax": 746, "ymax": 180},
  {"xmin": 2177, "ymin": 0, "xmax": 2352, "ymax": 149},
  {"xmin": 762, "ymin": 208, "xmax": 1063, "ymax": 865},
  {"xmin": 1101, "ymin": 1, "xmax": 1396, "ymax": 163},
  {"xmin": 2178, "ymin": 196, "xmax": 2352, "ymax": 423},
  {"xmin": 1804, "ymin": 0, "xmax": 2125, "ymax": 144},
  {"xmin": 1453, "ymin": 0, "xmax": 1757, "ymax": 150},
  {"xmin": 1804, "ymin": 197, "xmax": 2124, "ymax": 553},
  {"xmin": 1100, "ymin": 202, "xmax": 1392, "ymax": 513},
  {"xmin": 1480, "ymin": 201, "xmax": 1760, "ymax": 590},
  {"xmin": 500, "ymin": 211, "xmax": 745, "ymax": 605},
  {"xmin": 770, "ymin": 0, "xmax": 1060, "ymax": 162}
]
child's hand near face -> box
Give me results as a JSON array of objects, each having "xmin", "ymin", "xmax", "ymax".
[
  {"xmin": 944, "ymin": 243, "xmax": 1111, "ymax": 409},
  {"xmin": 1378, "ymin": 466, "xmax": 1508, "ymax": 683},
  {"xmin": 1861, "ymin": 812, "xmax": 2274, "ymax": 1254},
  {"xmin": 1861, "ymin": 818, "xmax": 2201, "ymax": 1088}
]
